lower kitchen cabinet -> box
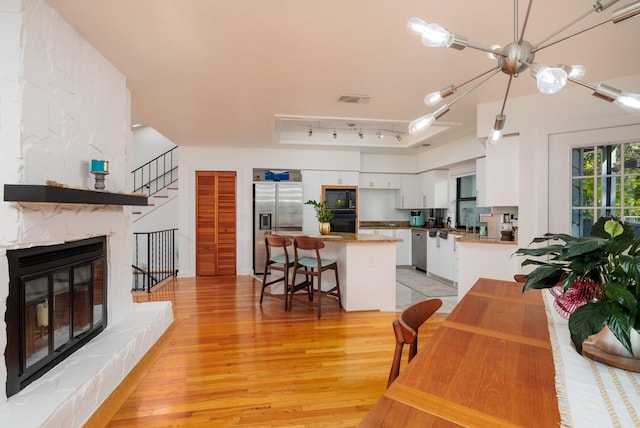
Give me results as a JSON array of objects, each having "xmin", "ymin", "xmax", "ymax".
[
  {"xmin": 394, "ymin": 229, "xmax": 412, "ymax": 266},
  {"xmin": 358, "ymin": 228, "xmax": 412, "ymax": 266},
  {"xmin": 426, "ymin": 232, "xmax": 460, "ymax": 283}
]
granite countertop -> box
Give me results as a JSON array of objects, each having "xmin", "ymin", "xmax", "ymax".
[
  {"xmin": 274, "ymin": 231, "xmax": 401, "ymax": 243},
  {"xmin": 358, "ymin": 221, "xmax": 517, "ymax": 243}
]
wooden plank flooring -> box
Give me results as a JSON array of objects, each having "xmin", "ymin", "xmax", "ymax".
[{"xmin": 91, "ymin": 275, "xmax": 446, "ymax": 427}]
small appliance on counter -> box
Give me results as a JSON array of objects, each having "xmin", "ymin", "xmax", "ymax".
[
  {"xmin": 409, "ymin": 210, "xmax": 425, "ymax": 227},
  {"xmin": 478, "ymin": 213, "xmax": 506, "ymax": 239}
]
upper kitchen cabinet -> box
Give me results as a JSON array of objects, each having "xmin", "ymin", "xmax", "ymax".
[
  {"xmin": 322, "ymin": 170, "xmax": 359, "ymax": 186},
  {"xmin": 415, "ymin": 170, "xmax": 449, "ymax": 208},
  {"xmin": 359, "ymin": 173, "xmax": 401, "ymax": 190},
  {"xmin": 476, "ymin": 136, "xmax": 519, "ymax": 207},
  {"xmin": 395, "ymin": 174, "xmax": 416, "ymax": 209}
]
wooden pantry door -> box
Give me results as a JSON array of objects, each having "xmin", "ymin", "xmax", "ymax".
[{"xmin": 196, "ymin": 171, "xmax": 237, "ymax": 275}]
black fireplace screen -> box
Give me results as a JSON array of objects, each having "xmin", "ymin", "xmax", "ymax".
[{"xmin": 5, "ymin": 236, "xmax": 107, "ymax": 397}]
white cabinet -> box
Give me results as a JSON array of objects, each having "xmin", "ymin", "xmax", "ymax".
[
  {"xmin": 427, "ymin": 232, "xmax": 459, "ymax": 283},
  {"xmin": 481, "ymin": 136, "xmax": 519, "ymax": 206},
  {"xmin": 415, "ymin": 170, "xmax": 449, "ymax": 208},
  {"xmin": 395, "ymin": 174, "xmax": 416, "ymax": 209},
  {"xmin": 359, "ymin": 173, "xmax": 401, "ymax": 189},
  {"xmin": 358, "ymin": 228, "xmax": 411, "ymax": 266},
  {"xmin": 475, "ymin": 157, "xmax": 487, "ymax": 207},
  {"xmin": 322, "ymin": 170, "xmax": 359, "ymax": 186},
  {"xmin": 302, "ymin": 170, "xmax": 322, "ymax": 230},
  {"xmin": 394, "ymin": 229, "xmax": 412, "ymax": 266}
]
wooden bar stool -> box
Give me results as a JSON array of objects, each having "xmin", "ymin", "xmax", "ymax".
[
  {"xmin": 290, "ymin": 236, "xmax": 342, "ymax": 319},
  {"xmin": 260, "ymin": 234, "xmax": 295, "ymax": 310}
]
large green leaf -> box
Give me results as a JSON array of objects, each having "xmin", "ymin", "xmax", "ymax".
[
  {"xmin": 607, "ymin": 304, "xmax": 634, "ymax": 357},
  {"xmin": 530, "ymin": 233, "xmax": 579, "ymax": 244},
  {"xmin": 604, "ymin": 219, "xmax": 624, "ymax": 238},
  {"xmin": 558, "ymin": 237, "xmax": 608, "ymax": 260},
  {"xmin": 568, "ymin": 302, "xmax": 609, "ymax": 354},
  {"xmin": 618, "ymin": 255, "xmax": 640, "ymax": 282},
  {"xmin": 604, "ymin": 282, "xmax": 638, "ymax": 314},
  {"xmin": 522, "ymin": 264, "xmax": 564, "ymax": 291},
  {"xmin": 513, "ymin": 245, "xmax": 565, "ymax": 258}
]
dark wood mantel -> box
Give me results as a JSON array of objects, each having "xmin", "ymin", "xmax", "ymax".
[{"xmin": 3, "ymin": 184, "xmax": 148, "ymax": 206}]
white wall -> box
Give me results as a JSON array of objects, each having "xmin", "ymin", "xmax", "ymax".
[
  {"xmin": 132, "ymin": 126, "xmax": 177, "ymax": 170},
  {"xmin": 360, "ymin": 153, "xmax": 416, "ymax": 173}
]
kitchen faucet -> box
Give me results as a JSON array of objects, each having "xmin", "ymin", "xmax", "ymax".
[{"xmin": 461, "ymin": 208, "xmax": 469, "ymax": 232}]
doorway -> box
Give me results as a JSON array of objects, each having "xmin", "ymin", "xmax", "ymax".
[{"xmin": 196, "ymin": 171, "xmax": 237, "ymax": 275}]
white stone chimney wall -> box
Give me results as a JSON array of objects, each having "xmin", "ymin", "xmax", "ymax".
[{"xmin": 0, "ymin": 1, "xmax": 172, "ymax": 425}]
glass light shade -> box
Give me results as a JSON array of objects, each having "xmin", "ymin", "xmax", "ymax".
[
  {"xmin": 487, "ymin": 129, "xmax": 503, "ymax": 144},
  {"xmin": 407, "ymin": 17, "xmax": 429, "ymax": 36},
  {"xmin": 424, "ymin": 91, "xmax": 443, "ymax": 107},
  {"xmin": 615, "ymin": 92, "xmax": 640, "ymax": 113},
  {"xmin": 536, "ymin": 66, "xmax": 568, "ymax": 94},
  {"xmin": 409, "ymin": 114, "xmax": 436, "ymax": 135},
  {"xmin": 420, "ymin": 23, "xmax": 450, "ymax": 47},
  {"xmin": 567, "ymin": 64, "xmax": 586, "ymax": 79}
]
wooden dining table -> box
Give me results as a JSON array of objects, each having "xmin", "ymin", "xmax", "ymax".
[{"xmin": 359, "ymin": 277, "xmax": 561, "ymax": 427}]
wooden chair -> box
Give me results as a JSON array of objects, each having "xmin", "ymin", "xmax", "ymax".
[
  {"xmin": 290, "ymin": 236, "xmax": 342, "ymax": 319},
  {"xmin": 387, "ymin": 298, "xmax": 442, "ymax": 387},
  {"xmin": 260, "ymin": 234, "xmax": 295, "ymax": 310}
]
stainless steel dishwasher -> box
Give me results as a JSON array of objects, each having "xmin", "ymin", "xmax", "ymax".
[{"xmin": 411, "ymin": 230, "xmax": 427, "ymax": 272}]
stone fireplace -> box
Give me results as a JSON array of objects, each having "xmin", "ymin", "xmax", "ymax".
[{"xmin": 0, "ymin": 1, "xmax": 172, "ymax": 426}]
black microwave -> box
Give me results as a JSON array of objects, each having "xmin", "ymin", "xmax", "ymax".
[{"xmin": 324, "ymin": 188, "xmax": 357, "ymax": 210}]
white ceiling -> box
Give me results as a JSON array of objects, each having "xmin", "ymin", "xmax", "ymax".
[{"xmin": 45, "ymin": 0, "xmax": 640, "ymax": 154}]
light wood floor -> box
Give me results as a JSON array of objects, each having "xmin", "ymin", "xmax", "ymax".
[{"xmin": 92, "ymin": 275, "xmax": 447, "ymax": 427}]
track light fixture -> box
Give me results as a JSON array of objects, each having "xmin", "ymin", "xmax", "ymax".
[
  {"xmin": 332, "ymin": 130, "xmax": 337, "ymax": 139},
  {"xmin": 358, "ymin": 130, "xmax": 364, "ymax": 139},
  {"xmin": 308, "ymin": 128, "xmax": 313, "ymax": 137},
  {"xmin": 396, "ymin": 134, "xmax": 402, "ymax": 141},
  {"xmin": 407, "ymin": 0, "xmax": 640, "ymax": 142},
  {"xmin": 376, "ymin": 131, "xmax": 383, "ymax": 139}
]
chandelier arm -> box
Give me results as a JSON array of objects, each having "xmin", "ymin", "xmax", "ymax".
[
  {"xmin": 447, "ymin": 68, "xmax": 503, "ymax": 109},
  {"xmin": 566, "ymin": 77, "xmax": 597, "ymax": 91},
  {"xmin": 499, "ymin": 75, "xmax": 515, "ymax": 116},
  {"xmin": 531, "ymin": 13, "xmax": 612, "ymax": 53},
  {"xmin": 532, "ymin": 7, "xmax": 603, "ymax": 50},
  {"xmin": 454, "ymin": 67, "xmax": 503, "ymax": 91},
  {"xmin": 461, "ymin": 41, "xmax": 508, "ymax": 56},
  {"xmin": 517, "ymin": 0, "xmax": 535, "ymax": 44}
]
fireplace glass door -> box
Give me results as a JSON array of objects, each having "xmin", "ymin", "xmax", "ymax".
[{"xmin": 6, "ymin": 236, "xmax": 107, "ymax": 397}]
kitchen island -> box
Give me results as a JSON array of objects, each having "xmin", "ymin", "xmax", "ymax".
[{"xmin": 270, "ymin": 231, "xmax": 401, "ymax": 311}]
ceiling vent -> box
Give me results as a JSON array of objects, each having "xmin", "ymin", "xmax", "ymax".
[{"xmin": 338, "ymin": 94, "xmax": 371, "ymax": 104}]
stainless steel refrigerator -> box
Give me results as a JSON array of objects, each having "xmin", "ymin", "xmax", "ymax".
[{"xmin": 253, "ymin": 182, "xmax": 303, "ymax": 274}]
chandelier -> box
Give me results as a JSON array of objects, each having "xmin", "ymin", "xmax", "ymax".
[{"xmin": 407, "ymin": 0, "xmax": 640, "ymax": 144}]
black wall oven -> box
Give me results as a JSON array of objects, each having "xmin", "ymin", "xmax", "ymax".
[{"xmin": 330, "ymin": 210, "xmax": 357, "ymax": 233}]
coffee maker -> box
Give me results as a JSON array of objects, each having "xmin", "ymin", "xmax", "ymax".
[{"xmin": 409, "ymin": 210, "xmax": 425, "ymax": 227}]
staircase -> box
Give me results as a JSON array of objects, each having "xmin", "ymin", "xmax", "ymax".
[
  {"xmin": 132, "ymin": 146, "xmax": 179, "ymax": 222},
  {"xmin": 132, "ymin": 184, "xmax": 179, "ymax": 221},
  {"xmin": 131, "ymin": 146, "xmax": 179, "ymax": 291}
]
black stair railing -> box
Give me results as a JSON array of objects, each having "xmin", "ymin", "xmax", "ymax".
[
  {"xmin": 132, "ymin": 147, "xmax": 178, "ymax": 196},
  {"xmin": 132, "ymin": 229, "xmax": 178, "ymax": 292}
]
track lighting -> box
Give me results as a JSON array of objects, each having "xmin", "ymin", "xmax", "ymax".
[
  {"xmin": 408, "ymin": 0, "xmax": 640, "ymax": 142},
  {"xmin": 358, "ymin": 131, "xmax": 364, "ymax": 139},
  {"xmin": 396, "ymin": 134, "xmax": 402, "ymax": 141},
  {"xmin": 308, "ymin": 128, "xmax": 313, "ymax": 137},
  {"xmin": 332, "ymin": 130, "xmax": 337, "ymax": 139},
  {"xmin": 376, "ymin": 131, "xmax": 383, "ymax": 139}
]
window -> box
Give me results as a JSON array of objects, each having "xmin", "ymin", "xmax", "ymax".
[
  {"xmin": 456, "ymin": 175, "xmax": 490, "ymax": 229},
  {"xmin": 571, "ymin": 141, "xmax": 640, "ymax": 236}
]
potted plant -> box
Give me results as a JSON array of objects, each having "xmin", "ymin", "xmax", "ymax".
[
  {"xmin": 515, "ymin": 216, "xmax": 640, "ymax": 358},
  {"xmin": 305, "ymin": 199, "xmax": 343, "ymax": 234}
]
